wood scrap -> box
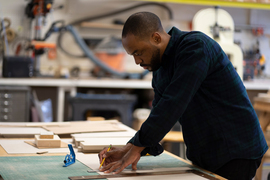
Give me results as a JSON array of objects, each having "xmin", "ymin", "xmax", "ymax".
[
  {"xmin": 35, "ymin": 135, "xmax": 61, "ymax": 148},
  {"xmin": 40, "ymin": 132, "xmax": 54, "ymax": 139}
]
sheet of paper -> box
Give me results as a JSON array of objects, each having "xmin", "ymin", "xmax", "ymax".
[
  {"xmin": 76, "ymin": 153, "xmax": 193, "ymax": 172},
  {"xmin": 76, "ymin": 153, "xmax": 101, "ymax": 171},
  {"xmin": 75, "ymin": 153, "xmax": 208, "ymax": 180}
]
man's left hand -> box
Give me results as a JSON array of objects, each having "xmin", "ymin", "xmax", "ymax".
[{"xmin": 99, "ymin": 145, "xmax": 145, "ymax": 174}]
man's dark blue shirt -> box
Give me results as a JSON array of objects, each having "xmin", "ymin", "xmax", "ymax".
[{"xmin": 129, "ymin": 27, "xmax": 268, "ymax": 172}]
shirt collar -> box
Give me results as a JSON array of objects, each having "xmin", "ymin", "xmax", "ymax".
[{"xmin": 161, "ymin": 27, "xmax": 182, "ymax": 66}]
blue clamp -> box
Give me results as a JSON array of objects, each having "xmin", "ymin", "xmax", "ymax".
[{"xmin": 63, "ymin": 144, "xmax": 76, "ymax": 167}]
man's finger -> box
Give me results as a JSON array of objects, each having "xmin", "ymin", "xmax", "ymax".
[
  {"xmin": 113, "ymin": 163, "xmax": 128, "ymax": 174},
  {"xmin": 98, "ymin": 147, "xmax": 108, "ymax": 163},
  {"xmin": 105, "ymin": 162, "xmax": 122, "ymax": 173},
  {"xmin": 131, "ymin": 157, "xmax": 140, "ymax": 170},
  {"xmin": 100, "ymin": 161, "xmax": 116, "ymax": 172}
]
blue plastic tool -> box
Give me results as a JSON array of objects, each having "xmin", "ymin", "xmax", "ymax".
[{"xmin": 63, "ymin": 144, "xmax": 76, "ymax": 167}]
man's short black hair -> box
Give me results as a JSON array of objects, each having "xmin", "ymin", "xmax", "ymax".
[{"xmin": 122, "ymin": 12, "xmax": 163, "ymax": 39}]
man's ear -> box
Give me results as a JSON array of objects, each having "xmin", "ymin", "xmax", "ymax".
[{"xmin": 151, "ymin": 32, "xmax": 161, "ymax": 44}]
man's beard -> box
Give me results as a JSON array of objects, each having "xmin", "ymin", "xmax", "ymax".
[{"xmin": 149, "ymin": 48, "xmax": 161, "ymax": 71}]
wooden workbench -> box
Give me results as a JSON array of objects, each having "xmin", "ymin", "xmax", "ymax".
[{"xmin": 0, "ymin": 121, "xmax": 226, "ymax": 180}]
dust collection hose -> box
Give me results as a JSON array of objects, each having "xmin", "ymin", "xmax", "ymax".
[
  {"xmin": 57, "ymin": 2, "xmax": 173, "ymax": 79},
  {"xmin": 66, "ymin": 25, "xmax": 149, "ymax": 79}
]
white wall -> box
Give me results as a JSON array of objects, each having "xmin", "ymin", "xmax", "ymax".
[{"xmin": 0, "ymin": 0, "xmax": 269, "ymax": 77}]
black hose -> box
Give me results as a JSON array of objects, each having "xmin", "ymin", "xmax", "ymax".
[
  {"xmin": 57, "ymin": 2, "xmax": 173, "ymax": 58},
  {"xmin": 64, "ymin": 25, "xmax": 150, "ymax": 79},
  {"xmin": 69, "ymin": 2, "xmax": 173, "ymax": 26}
]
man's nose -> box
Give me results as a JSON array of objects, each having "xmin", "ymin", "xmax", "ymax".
[{"xmin": 134, "ymin": 56, "xmax": 142, "ymax": 65}]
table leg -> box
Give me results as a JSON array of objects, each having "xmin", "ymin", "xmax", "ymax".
[{"xmin": 56, "ymin": 87, "xmax": 76, "ymax": 122}]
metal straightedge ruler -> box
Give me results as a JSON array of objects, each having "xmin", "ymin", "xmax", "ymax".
[{"xmin": 69, "ymin": 169, "xmax": 220, "ymax": 180}]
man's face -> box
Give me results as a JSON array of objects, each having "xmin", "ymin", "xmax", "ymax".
[{"xmin": 122, "ymin": 34, "xmax": 162, "ymax": 71}]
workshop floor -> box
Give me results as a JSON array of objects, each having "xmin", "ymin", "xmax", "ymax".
[
  {"xmin": 262, "ymin": 165, "xmax": 270, "ymax": 180},
  {"xmin": 262, "ymin": 131, "xmax": 270, "ymax": 180},
  {"xmin": 262, "ymin": 156, "xmax": 270, "ymax": 180}
]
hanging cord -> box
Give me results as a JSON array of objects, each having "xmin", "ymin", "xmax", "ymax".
[
  {"xmin": 57, "ymin": 2, "xmax": 173, "ymax": 58},
  {"xmin": 0, "ymin": 1, "xmax": 10, "ymax": 56},
  {"xmin": 0, "ymin": 19, "xmax": 9, "ymax": 56},
  {"xmin": 0, "ymin": 0, "xmax": 10, "ymax": 56}
]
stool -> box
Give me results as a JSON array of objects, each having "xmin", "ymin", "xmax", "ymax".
[
  {"xmin": 69, "ymin": 93, "xmax": 137, "ymax": 127},
  {"xmin": 162, "ymin": 131, "xmax": 186, "ymax": 159}
]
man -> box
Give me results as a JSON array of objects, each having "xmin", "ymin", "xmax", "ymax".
[{"xmin": 98, "ymin": 12, "xmax": 268, "ymax": 179}]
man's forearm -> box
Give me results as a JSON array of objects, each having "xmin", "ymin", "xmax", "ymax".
[
  {"xmin": 123, "ymin": 143, "xmax": 133, "ymax": 152},
  {"xmin": 125, "ymin": 143, "xmax": 145, "ymax": 154}
]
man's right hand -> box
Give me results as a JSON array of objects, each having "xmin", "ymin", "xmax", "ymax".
[{"xmin": 98, "ymin": 143, "xmax": 133, "ymax": 168}]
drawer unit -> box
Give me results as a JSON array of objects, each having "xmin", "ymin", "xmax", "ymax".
[{"xmin": 0, "ymin": 86, "xmax": 30, "ymax": 122}]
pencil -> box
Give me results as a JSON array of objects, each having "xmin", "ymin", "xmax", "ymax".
[{"xmin": 99, "ymin": 144, "xmax": 112, "ymax": 168}]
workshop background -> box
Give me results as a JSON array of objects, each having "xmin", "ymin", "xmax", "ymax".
[
  {"xmin": 1, "ymin": 1, "xmax": 270, "ymax": 175},
  {"xmin": 1, "ymin": 0, "xmax": 270, "ymax": 78}
]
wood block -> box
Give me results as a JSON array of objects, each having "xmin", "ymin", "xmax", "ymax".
[
  {"xmin": 39, "ymin": 132, "xmax": 54, "ymax": 139},
  {"xmin": 87, "ymin": 116, "xmax": 105, "ymax": 121},
  {"xmin": 35, "ymin": 135, "xmax": 61, "ymax": 148}
]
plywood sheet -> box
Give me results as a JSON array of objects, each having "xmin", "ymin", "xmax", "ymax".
[
  {"xmin": 72, "ymin": 131, "xmax": 135, "ymax": 139},
  {"xmin": 71, "ymin": 123, "xmax": 136, "ymax": 139},
  {"xmin": 80, "ymin": 137, "xmax": 131, "ymax": 152},
  {"xmin": 72, "ymin": 123, "xmax": 136, "ymax": 147},
  {"xmin": 0, "ymin": 127, "xmax": 50, "ymax": 138},
  {"xmin": 0, "ymin": 139, "xmax": 72, "ymax": 154},
  {"xmin": 0, "ymin": 122, "xmax": 71, "ymax": 127},
  {"xmin": 43, "ymin": 120, "xmax": 126, "ymax": 135},
  {"xmin": 74, "ymin": 136, "xmax": 133, "ymax": 148}
]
